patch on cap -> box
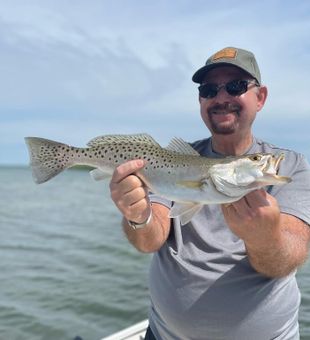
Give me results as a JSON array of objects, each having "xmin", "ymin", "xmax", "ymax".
[{"xmin": 212, "ymin": 47, "xmax": 237, "ymax": 61}]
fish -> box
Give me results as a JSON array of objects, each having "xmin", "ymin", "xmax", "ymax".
[{"xmin": 24, "ymin": 134, "xmax": 291, "ymax": 225}]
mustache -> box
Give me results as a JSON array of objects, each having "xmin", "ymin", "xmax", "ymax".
[{"xmin": 208, "ymin": 102, "xmax": 241, "ymax": 115}]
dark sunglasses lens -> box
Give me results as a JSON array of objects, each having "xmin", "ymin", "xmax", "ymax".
[
  {"xmin": 199, "ymin": 84, "xmax": 218, "ymax": 98},
  {"xmin": 226, "ymin": 80, "xmax": 248, "ymax": 96}
]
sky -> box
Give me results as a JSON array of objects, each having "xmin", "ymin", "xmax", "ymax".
[{"xmin": 0, "ymin": 0, "xmax": 310, "ymax": 165}]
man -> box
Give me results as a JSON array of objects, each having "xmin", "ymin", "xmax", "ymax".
[{"xmin": 109, "ymin": 47, "xmax": 310, "ymax": 339}]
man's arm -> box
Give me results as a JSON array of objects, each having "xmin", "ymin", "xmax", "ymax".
[
  {"xmin": 222, "ymin": 189, "xmax": 310, "ymax": 278},
  {"xmin": 110, "ymin": 159, "xmax": 171, "ymax": 253}
]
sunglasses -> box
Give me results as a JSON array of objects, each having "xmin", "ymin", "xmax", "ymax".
[{"xmin": 198, "ymin": 79, "xmax": 259, "ymax": 99}]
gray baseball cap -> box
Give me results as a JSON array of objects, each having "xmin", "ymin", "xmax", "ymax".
[{"xmin": 192, "ymin": 47, "xmax": 261, "ymax": 84}]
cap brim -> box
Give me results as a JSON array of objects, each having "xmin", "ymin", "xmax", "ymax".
[
  {"xmin": 192, "ymin": 63, "xmax": 232, "ymax": 83},
  {"xmin": 192, "ymin": 62, "xmax": 259, "ymax": 84}
]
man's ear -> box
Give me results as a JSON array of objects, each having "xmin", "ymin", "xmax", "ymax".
[{"xmin": 257, "ymin": 86, "xmax": 268, "ymax": 112}]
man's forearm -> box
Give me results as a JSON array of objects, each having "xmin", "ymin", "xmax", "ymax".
[{"xmin": 246, "ymin": 215, "xmax": 310, "ymax": 278}]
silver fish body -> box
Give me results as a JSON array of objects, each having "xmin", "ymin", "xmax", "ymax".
[{"xmin": 25, "ymin": 134, "xmax": 291, "ymax": 224}]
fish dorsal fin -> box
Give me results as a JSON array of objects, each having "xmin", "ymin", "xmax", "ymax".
[
  {"xmin": 87, "ymin": 133, "xmax": 160, "ymax": 147},
  {"xmin": 165, "ymin": 137, "xmax": 200, "ymax": 156}
]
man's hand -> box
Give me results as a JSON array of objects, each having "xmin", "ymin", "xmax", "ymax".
[
  {"xmin": 222, "ymin": 189, "xmax": 310, "ymax": 277},
  {"xmin": 109, "ymin": 159, "xmax": 151, "ymax": 224},
  {"xmin": 222, "ymin": 189, "xmax": 281, "ymax": 251},
  {"xmin": 109, "ymin": 159, "xmax": 171, "ymax": 253}
]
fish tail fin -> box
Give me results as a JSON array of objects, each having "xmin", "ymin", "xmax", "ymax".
[{"xmin": 24, "ymin": 137, "xmax": 72, "ymax": 184}]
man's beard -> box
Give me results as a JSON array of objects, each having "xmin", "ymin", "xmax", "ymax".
[{"xmin": 207, "ymin": 102, "xmax": 241, "ymax": 135}]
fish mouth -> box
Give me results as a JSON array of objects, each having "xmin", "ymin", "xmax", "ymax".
[
  {"xmin": 254, "ymin": 153, "xmax": 291, "ymax": 185},
  {"xmin": 274, "ymin": 153, "xmax": 285, "ymax": 171},
  {"xmin": 261, "ymin": 153, "xmax": 285, "ymax": 174}
]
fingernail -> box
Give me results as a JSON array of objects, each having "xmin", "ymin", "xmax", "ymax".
[{"xmin": 136, "ymin": 159, "xmax": 145, "ymax": 167}]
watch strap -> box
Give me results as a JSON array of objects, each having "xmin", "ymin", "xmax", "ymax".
[{"xmin": 127, "ymin": 210, "xmax": 152, "ymax": 230}]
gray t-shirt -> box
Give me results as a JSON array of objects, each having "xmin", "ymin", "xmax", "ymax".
[{"xmin": 148, "ymin": 137, "xmax": 310, "ymax": 340}]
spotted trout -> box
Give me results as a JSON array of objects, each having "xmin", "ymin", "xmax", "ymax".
[{"xmin": 25, "ymin": 134, "xmax": 291, "ymax": 225}]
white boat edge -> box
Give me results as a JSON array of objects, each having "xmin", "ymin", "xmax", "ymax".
[{"xmin": 101, "ymin": 319, "xmax": 148, "ymax": 340}]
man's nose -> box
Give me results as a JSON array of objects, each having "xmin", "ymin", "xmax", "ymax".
[{"xmin": 217, "ymin": 84, "xmax": 234, "ymax": 100}]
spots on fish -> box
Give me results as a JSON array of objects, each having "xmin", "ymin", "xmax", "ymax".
[
  {"xmin": 31, "ymin": 135, "xmax": 197, "ymax": 179},
  {"xmin": 80, "ymin": 141, "xmax": 180, "ymax": 173}
]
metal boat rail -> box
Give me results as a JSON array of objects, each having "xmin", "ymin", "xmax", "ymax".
[{"xmin": 101, "ymin": 319, "xmax": 148, "ymax": 340}]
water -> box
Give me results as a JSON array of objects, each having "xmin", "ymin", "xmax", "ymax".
[
  {"xmin": 1, "ymin": 167, "xmax": 310, "ymax": 340},
  {"xmin": 0, "ymin": 167, "xmax": 151, "ymax": 340}
]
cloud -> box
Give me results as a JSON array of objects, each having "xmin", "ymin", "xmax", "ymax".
[
  {"xmin": 0, "ymin": 1, "xmax": 310, "ymax": 164},
  {"xmin": 0, "ymin": 14, "xmax": 192, "ymax": 117}
]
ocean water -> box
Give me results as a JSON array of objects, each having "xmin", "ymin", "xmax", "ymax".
[
  {"xmin": 0, "ymin": 167, "xmax": 151, "ymax": 340},
  {"xmin": 0, "ymin": 167, "xmax": 310, "ymax": 340}
]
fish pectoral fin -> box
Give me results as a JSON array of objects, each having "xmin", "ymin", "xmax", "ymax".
[
  {"xmin": 89, "ymin": 168, "xmax": 112, "ymax": 181},
  {"xmin": 169, "ymin": 202, "xmax": 203, "ymax": 225}
]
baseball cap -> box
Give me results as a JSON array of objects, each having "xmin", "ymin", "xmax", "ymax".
[{"xmin": 192, "ymin": 47, "xmax": 261, "ymax": 85}]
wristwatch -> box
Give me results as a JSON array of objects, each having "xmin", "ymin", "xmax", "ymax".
[{"xmin": 127, "ymin": 210, "xmax": 152, "ymax": 230}]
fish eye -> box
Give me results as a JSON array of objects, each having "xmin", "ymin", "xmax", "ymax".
[{"xmin": 251, "ymin": 155, "xmax": 261, "ymax": 161}]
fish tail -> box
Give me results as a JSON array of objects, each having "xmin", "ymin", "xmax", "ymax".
[{"xmin": 24, "ymin": 137, "xmax": 72, "ymax": 184}]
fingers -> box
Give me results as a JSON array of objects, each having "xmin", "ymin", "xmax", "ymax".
[
  {"xmin": 243, "ymin": 189, "xmax": 270, "ymax": 208},
  {"xmin": 230, "ymin": 190, "xmax": 269, "ymax": 214},
  {"xmin": 124, "ymin": 191, "xmax": 151, "ymax": 222},
  {"xmin": 222, "ymin": 189, "xmax": 282, "ymax": 247},
  {"xmin": 120, "ymin": 185, "xmax": 150, "ymax": 212},
  {"xmin": 109, "ymin": 160, "xmax": 151, "ymax": 223},
  {"xmin": 113, "ymin": 174, "xmax": 144, "ymax": 196},
  {"xmin": 111, "ymin": 159, "xmax": 145, "ymax": 184},
  {"xmin": 222, "ymin": 190, "xmax": 266, "ymax": 223},
  {"xmin": 222, "ymin": 203, "xmax": 238, "ymax": 225},
  {"xmin": 110, "ymin": 159, "xmax": 146, "ymax": 198}
]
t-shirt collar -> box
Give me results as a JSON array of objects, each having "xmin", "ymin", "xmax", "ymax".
[{"xmin": 207, "ymin": 136, "xmax": 257, "ymax": 158}]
